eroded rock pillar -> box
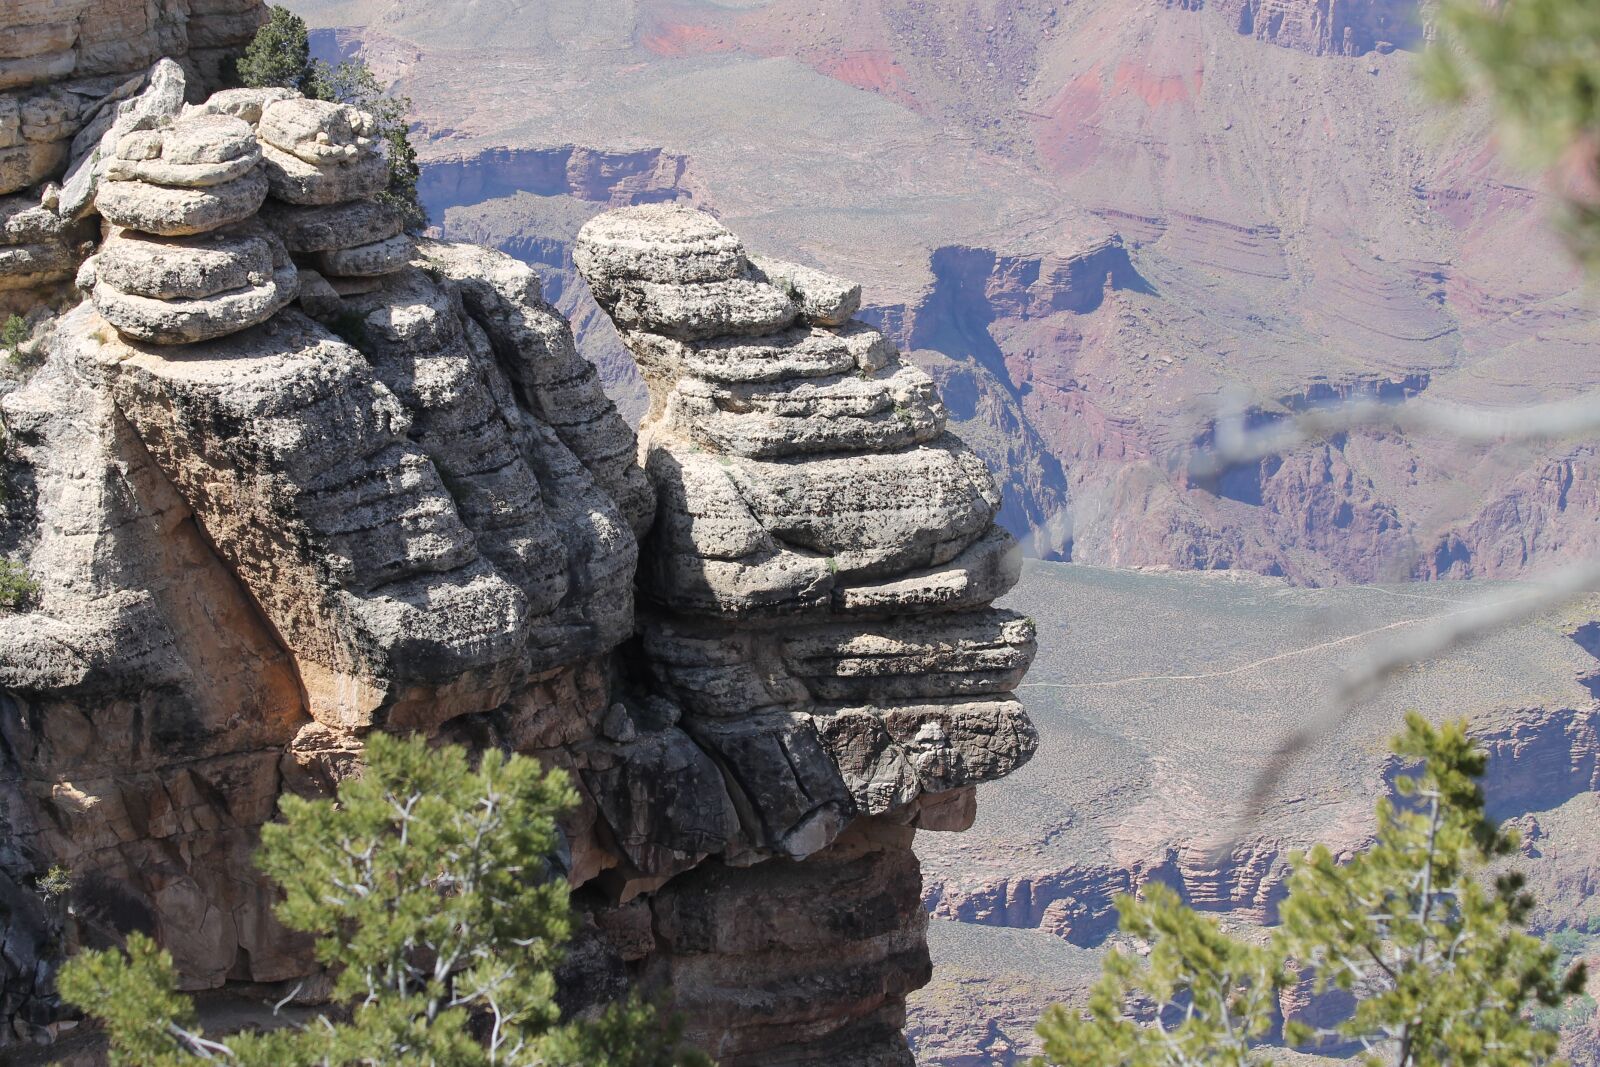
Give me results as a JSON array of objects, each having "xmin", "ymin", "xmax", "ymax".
[{"xmin": 575, "ymin": 204, "xmax": 1039, "ymax": 1064}]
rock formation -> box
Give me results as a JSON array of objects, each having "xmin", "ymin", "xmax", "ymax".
[
  {"xmin": 572, "ymin": 204, "xmax": 1039, "ymax": 1060},
  {"xmin": 1202, "ymin": 0, "xmax": 1421, "ymax": 56},
  {"xmin": 1, "ymin": 2, "xmax": 267, "ymax": 315},
  {"xmin": 0, "ymin": 32, "xmax": 1036, "ymax": 1064}
]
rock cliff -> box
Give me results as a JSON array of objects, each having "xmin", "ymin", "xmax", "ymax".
[
  {"xmin": 1192, "ymin": 0, "xmax": 1422, "ymax": 56},
  {"xmin": 0, "ymin": 31, "xmax": 1036, "ymax": 1065}
]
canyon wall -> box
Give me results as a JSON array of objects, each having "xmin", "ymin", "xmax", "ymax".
[
  {"xmin": 0, "ymin": 27, "xmax": 1037, "ymax": 1065},
  {"xmin": 1195, "ymin": 0, "xmax": 1423, "ymax": 56},
  {"xmin": 297, "ymin": 0, "xmax": 1600, "ymax": 590},
  {"xmin": 904, "ymin": 561, "xmax": 1600, "ymax": 1064}
]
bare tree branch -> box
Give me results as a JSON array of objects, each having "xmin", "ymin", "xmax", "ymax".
[
  {"xmin": 1190, "ymin": 392, "xmax": 1600, "ymax": 481},
  {"xmin": 1239, "ymin": 558, "xmax": 1600, "ymax": 826}
]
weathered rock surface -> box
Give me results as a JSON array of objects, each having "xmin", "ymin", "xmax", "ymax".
[
  {"xmin": 0, "ymin": 81, "xmax": 1036, "ymax": 1065},
  {"xmin": 93, "ymin": 226, "xmax": 276, "ymax": 300},
  {"xmin": 94, "ymin": 162, "xmax": 267, "ymax": 235},
  {"xmin": 0, "ymin": 0, "xmax": 267, "ymax": 311},
  {"xmin": 0, "ymin": 190, "xmax": 94, "ymax": 314},
  {"xmin": 258, "ymin": 98, "xmax": 389, "ymax": 206},
  {"xmin": 261, "ymin": 197, "xmax": 404, "ymax": 252},
  {"xmin": 83, "ymin": 254, "xmax": 294, "ymax": 342},
  {"xmin": 749, "ymin": 255, "xmax": 862, "ymax": 327},
  {"xmin": 576, "ymin": 203, "xmax": 1038, "ymax": 1062},
  {"xmin": 103, "ymin": 113, "xmax": 262, "ymax": 187},
  {"xmin": 0, "ymin": 0, "xmax": 266, "ymax": 95},
  {"xmin": 75, "ymin": 107, "xmax": 290, "ymax": 347}
]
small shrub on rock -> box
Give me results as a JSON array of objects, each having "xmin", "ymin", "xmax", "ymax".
[
  {"xmin": 59, "ymin": 734, "xmax": 707, "ymax": 1066},
  {"xmin": 0, "ymin": 558, "xmax": 38, "ymax": 613},
  {"xmin": 238, "ymin": 6, "xmax": 427, "ymax": 231}
]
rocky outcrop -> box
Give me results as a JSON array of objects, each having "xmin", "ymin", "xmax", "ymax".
[
  {"xmin": 77, "ymin": 110, "xmax": 287, "ymax": 344},
  {"xmin": 0, "ymin": 187, "xmax": 95, "ymax": 316},
  {"xmin": 573, "ymin": 203, "xmax": 1037, "ymax": 1062},
  {"xmin": 0, "ymin": 2, "xmax": 267, "ymax": 313},
  {"xmin": 1, "ymin": 1, "xmax": 266, "ymax": 94},
  {"xmin": 0, "ymin": 76, "xmax": 1036, "ymax": 1064}
]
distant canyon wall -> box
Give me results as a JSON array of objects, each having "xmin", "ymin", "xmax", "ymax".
[
  {"xmin": 1165, "ymin": 0, "xmax": 1424, "ymax": 55},
  {"xmin": 419, "ymin": 144, "xmax": 688, "ymax": 216},
  {"xmin": 427, "ymin": 138, "xmax": 1600, "ymax": 586}
]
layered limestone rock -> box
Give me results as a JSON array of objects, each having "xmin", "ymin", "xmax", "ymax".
[
  {"xmin": 0, "ymin": 186, "xmax": 95, "ymax": 316},
  {"xmin": 0, "ymin": 77, "xmax": 644, "ymax": 1044},
  {"xmin": 256, "ymin": 97, "xmax": 413, "ymax": 312},
  {"xmin": 0, "ymin": 1, "xmax": 267, "ymax": 95},
  {"xmin": 0, "ymin": 0, "xmax": 267, "ymax": 315},
  {"xmin": 575, "ymin": 203, "xmax": 1038, "ymax": 1063},
  {"xmin": 257, "ymin": 96, "xmax": 390, "ymax": 207},
  {"xmin": 75, "ymin": 110, "xmax": 289, "ymax": 345},
  {"xmin": 0, "ymin": 82, "xmax": 1036, "ymax": 1065}
]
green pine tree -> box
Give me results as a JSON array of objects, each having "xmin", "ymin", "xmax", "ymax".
[
  {"xmin": 1279, "ymin": 714, "xmax": 1585, "ymax": 1065},
  {"xmin": 1035, "ymin": 714, "xmax": 1587, "ymax": 1067},
  {"xmin": 1035, "ymin": 884, "xmax": 1286, "ymax": 1067},
  {"xmin": 2, "ymin": 313, "xmax": 31, "ymax": 367},
  {"xmin": 58, "ymin": 734, "xmax": 707, "ymax": 1066},
  {"xmin": 234, "ymin": 6, "xmax": 318, "ymax": 96},
  {"xmin": 237, "ymin": 6, "xmax": 427, "ymax": 231}
]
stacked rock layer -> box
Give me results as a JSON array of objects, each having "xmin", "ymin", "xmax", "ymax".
[
  {"xmin": 77, "ymin": 109, "xmax": 292, "ymax": 345},
  {"xmin": 575, "ymin": 204, "xmax": 1039, "ymax": 1063},
  {"xmin": 1, "ymin": 2, "xmax": 267, "ymax": 312},
  {"xmin": 0, "ymin": 57, "xmax": 1037, "ymax": 1067}
]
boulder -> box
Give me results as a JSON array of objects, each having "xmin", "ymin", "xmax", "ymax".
[
  {"xmin": 256, "ymin": 98, "xmax": 389, "ymax": 206},
  {"xmin": 93, "ymin": 227, "xmax": 277, "ymax": 300},
  {"xmin": 183, "ymin": 86, "xmax": 296, "ymax": 126},
  {"xmin": 574, "ymin": 203, "xmax": 747, "ymax": 291},
  {"xmin": 102, "ymin": 113, "xmax": 261, "ymax": 187},
  {"xmin": 749, "ymin": 255, "xmax": 862, "ymax": 326},
  {"xmin": 260, "ymin": 141, "xmax": 387, "ymax": 206},
  {"xmin": 95, "ymin": 164, "xmax": 267, "ymax": 236},
  {"xmin": 313, "ymin": 233, "xmax": 414, "ymax": 277},
  {"xmin": 87, "ymin": 259, "xmax": 296, "ymax": 344},
  {"xmin": 257, "ymin": 98, "xmax": 378, "ymax": 165}
]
